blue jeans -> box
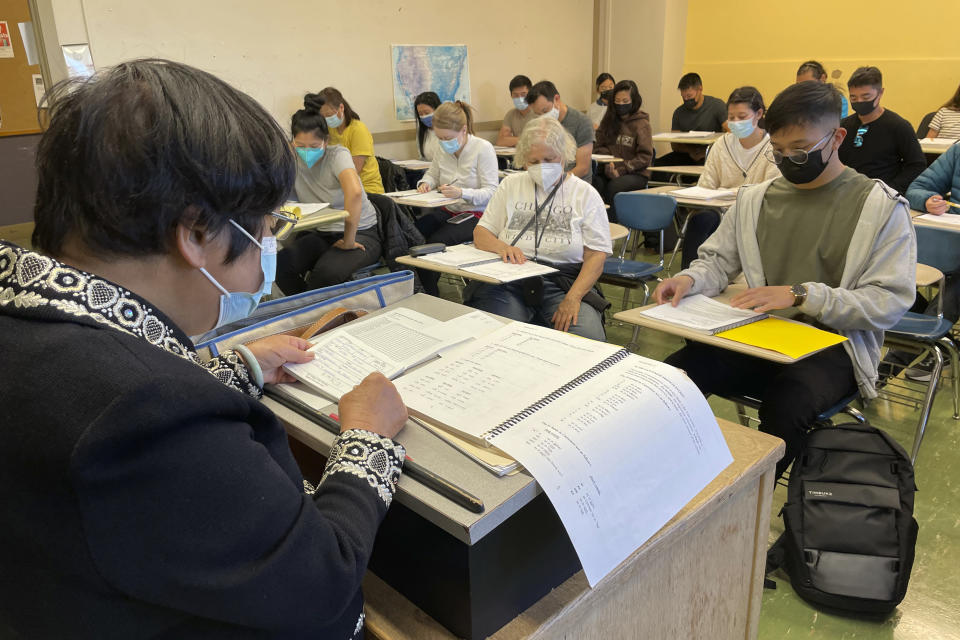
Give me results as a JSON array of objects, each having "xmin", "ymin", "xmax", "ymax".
[{"xmin": 465, "ymin": 278, "xmax": 606, "ymax": 341}]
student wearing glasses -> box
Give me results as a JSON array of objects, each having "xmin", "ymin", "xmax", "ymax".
[
  {"xmin": 838, "ymin": 66, "xmax": 925, "ymax": 194},
  {"xmin": 654, "ymin": 82, "xmax": 916, "ymax": 479}
]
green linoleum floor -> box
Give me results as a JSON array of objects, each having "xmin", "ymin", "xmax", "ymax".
[{"xmin": 3, "ymin": 223, "xmax": 957, "ymax": 639}]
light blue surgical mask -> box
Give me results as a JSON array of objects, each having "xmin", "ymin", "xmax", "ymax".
[
  {"xmin": 546, "ymin": 106, "xmax": 560, "ymax": 120},
  {"xmin": 439, "ymin": 136, "xmax": 462, "ymax": 154},
  {"xmin": 325, "ymin": 112, "xmax": 343, "ymax": 129},
  {"xmin": 200, "ymin": 220, "xmax": 277, "ymax": 329},
  {"xmin": 513, "ymin": 96, "xmax": 528, "ymax": 110},
  {"xmin": 728, "ymin": 118, "xmax": 756, "ymax": 139},
  {"xmin": 420, "ymin": 113, "xmax": 434, "ymax": 127},
  {"xmin": 296, "ymin": 146, "xmax": 325, "ymax": 168}
]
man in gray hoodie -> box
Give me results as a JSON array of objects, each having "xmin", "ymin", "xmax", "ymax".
[{"xmin": 654, "ymin": 81, "xmax": 916, "ymax": 478}]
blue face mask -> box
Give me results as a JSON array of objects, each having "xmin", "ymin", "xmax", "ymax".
[
  {"xmin": 727, "ymin": 118, "xmax": 756, "ymax": 139},
  {"xmin": 439, "ymin": 136, "xmax": 462, "ymax": 154},
  {"xmin": 325, "ymin": 112, "xmax": 343, "ymax": 129},
  {"xmin": 199, "ymin": 220, "xmax": 277, "ymax": 329},
  {"xmin": 420, "ymin": 113, "xmax": 434, "ymax": 127},
  {"xmin": 513, "ymin": 96, "xmax": 528, "ymax": 110},
  {"xmin": 296, "ymin": 146, "xmax": 325, "ymax": 168}
]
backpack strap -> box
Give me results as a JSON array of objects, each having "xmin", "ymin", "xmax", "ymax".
[{"xmin": 764, "ymin": 531, "xmax": 787, "ymax": 589}]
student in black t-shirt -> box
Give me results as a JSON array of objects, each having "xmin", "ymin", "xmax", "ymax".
[
  {"xmin": 657, "ymin": 72, "xmax": 727, "ymax": 167},
  {"xmin": 838, "ymin": 66, "xmax": 925, "ymax": 194}
]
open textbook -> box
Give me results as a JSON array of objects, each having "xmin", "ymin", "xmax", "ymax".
[
  {"xmin": 282, "ymin": 308, "xmax": 499, "ymax": 400},
  {"xmin": 639, "ymin": 294, "xmax": 766, "ymax": 334},
  {"xmin": 417, "ymin": 243, "xmax": 558, "ymax": 282},
  {"xmin": 394, "ymin": 322, "xmax": 733, "ymax": 586}
]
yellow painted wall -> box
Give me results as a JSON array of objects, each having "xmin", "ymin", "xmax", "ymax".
[{"xmin": 684, "ymin": 0, "xmax": 960, "ymax": 130}]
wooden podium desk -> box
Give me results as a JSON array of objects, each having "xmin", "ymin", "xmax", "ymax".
[{"xmin": 266, "ymin": 294, "xmax": 783, "ymax": 639}]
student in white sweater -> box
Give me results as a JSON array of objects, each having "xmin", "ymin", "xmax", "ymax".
[
  {"xmin": 681, "ymin": 86, "xmax": 781, "ymax": 269},
  {"xmin": 415, "ymin": 100, "xmax": 498, "ymax": 294}
]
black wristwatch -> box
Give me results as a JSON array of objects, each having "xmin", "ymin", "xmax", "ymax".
[{"xmin": 790, "ymin": 284, "xmax": 807, "ymax": 307}]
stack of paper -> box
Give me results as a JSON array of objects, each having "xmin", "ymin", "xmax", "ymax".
[
  {"xmin": 653, "ymin": 131, "xmax": 719, "ymax": 140},
  {"xmin": 671, "ymin": 186, "xmax": 738, "ymax": 200},
  {"xmin": 417, "ymin": 243, "xmax": 558, "ymax": 282},
  {"xmin": 640, "ymin": 294, "xmax": 766, "ymax": 334},
  {"xmin": 916, "ymin": 212, "xmax": 960, "ymax": 226},
  {"xmin": 391, "ymin": 159, "xmax": 432, "ymax": 170}
]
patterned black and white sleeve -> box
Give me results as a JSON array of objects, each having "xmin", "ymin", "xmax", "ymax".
[
  {"xmin": 202, "ymin": 350, "xmax": 262, "ymax": 399},
  {"xmin": 321, "ymin": 430, "xmax": 406, "ymax": 508}
]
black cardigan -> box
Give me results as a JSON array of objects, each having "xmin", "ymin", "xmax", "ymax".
[{"xmin": 0, "ymin": 241, "xmax": 404, "ymax": 639}]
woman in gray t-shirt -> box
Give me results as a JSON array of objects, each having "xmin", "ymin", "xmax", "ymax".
[{"xmin": 275, "ymin": 94, "xmax": 382, "ymax": 294}]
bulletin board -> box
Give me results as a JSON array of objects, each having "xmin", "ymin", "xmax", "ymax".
[{"xmin": 0, "ymin": 0, "xmax": 42, "ymax": 136}]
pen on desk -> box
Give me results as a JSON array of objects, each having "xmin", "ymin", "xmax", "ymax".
[{"xmin": 263, "ymin": 389, "xmax": 485, "ymax": 513}]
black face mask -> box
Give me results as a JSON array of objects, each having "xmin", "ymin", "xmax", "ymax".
[
  {"xmin": 600, "ymin": 90, "xmax": 613, "ymax": 103},
  {"xmin": 683, "ymin": 98, "xmax": 697, "ymax": 109},
  {"xmin": 614, "ymin": 103, "xmax": 633, "ymax": 117},
  {"xmin": 851, "ymin": 99, "xmax": 877, "ymax": 117},
  {"xmin": 777, "ymin": 136, "xmax": 836, "ymax": 185}
]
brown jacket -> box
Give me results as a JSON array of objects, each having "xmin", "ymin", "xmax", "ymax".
[{"xmin": 595, "ymin": 110, "xmax": 653, "ymax": 176}]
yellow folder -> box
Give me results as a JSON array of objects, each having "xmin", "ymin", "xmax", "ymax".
[{"xmin": 715, "ymin": 317, "xmax": 847, "ymax": 360}]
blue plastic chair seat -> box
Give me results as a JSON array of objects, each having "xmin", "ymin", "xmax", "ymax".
[
  {"xmin": 886, "ymin": 312, "xmax": 954, "ymax": 341},
  {"xmin": 602, "ymin": 257, "xmax": 663, "ymax": 281}
]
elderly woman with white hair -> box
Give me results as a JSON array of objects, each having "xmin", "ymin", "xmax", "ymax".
[{"xmin": 467, "ymin": 116, "xmax": 612, "ymax": 340}]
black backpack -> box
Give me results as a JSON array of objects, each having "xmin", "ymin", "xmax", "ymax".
[{"xmin": 767, "ymin": 422, "xmax": 919, "ymax": 615}]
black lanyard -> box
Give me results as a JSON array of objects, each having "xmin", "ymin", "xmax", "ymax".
[{"xmin": 510, "ymin": 177, "xmax": 564, "ymax": 261}]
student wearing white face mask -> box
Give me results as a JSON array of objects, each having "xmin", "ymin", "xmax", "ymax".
[
  {"xmin": 681, "ymin": 86, "xmax": 781, "ymax": 269},
  {"xmin": 467, "ymin": 117, "xmax": 612, "ymax": 341},
  {"xmin": 275, "ymin": 95, "xmax": 382, "ymax": 294},
  {"xmin": 525, "ymin": 80, "xmax": 596, "ymax": 184},
  {"xmin": 414, "ymin": 101, "xmax": 498, "ymax": 295},
  {"xmin": 496, "ymin": 75, "xmax": 536, "ymax": 147},
  {"xmin": 314, "ymin": 87, "xmax": 384, "ymax": 194},
  {"xmin": 414, "ymin": 91, "xmax": 442, "ymax": 161}
]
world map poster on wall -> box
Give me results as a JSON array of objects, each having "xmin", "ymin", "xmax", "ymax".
[{"xmin": 391, "ymin": 45, "xmax": 470, "ymax": 121}]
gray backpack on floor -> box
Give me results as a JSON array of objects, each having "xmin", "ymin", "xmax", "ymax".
[{"xmin": 767, "ymin": 422, "xmax": 918, "ymax": 615}]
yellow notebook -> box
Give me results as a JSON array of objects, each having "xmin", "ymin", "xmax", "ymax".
[{"xmin": 715, "ymin": 317, "xmax": 847, "ymax": 359}]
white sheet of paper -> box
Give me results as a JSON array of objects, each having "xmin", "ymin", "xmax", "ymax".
[
  {"xmin": 652, "ymin": 131, "xmax": 718, "ymax": 140},
  {"xmin": 671, "ymin": 186, "xmax": 737, "ymax": 200},
  {"xmin": 396, "ymin": 191, "xmax": 460, "ymax": 205},
  {"xmin": 385, "ymin": 189, "xmax": 421, "ymax": 197},
  {"xmin": 639, "ymin": 294, "xmax": 764, "ymax": 334},
  {"xmin": 392, "ymin": 159, "xmax": 432, "ymax": 169},
  {"xmin": 417, "ymin": 243, "xmax": 500, "ymax": 268},
  {"xmin": 917, "ymin": 213, "xmax": 960, "ymax": 226},
  {"xmin": 396, "ymin": 322, "xmax": 622, "ymax": 439},
  {"xmin": 488, "ymin": 355, "xmax": 733, "ymax": 586},
  {"xmin": 462, "ymin": 259, "xmax": 558, "ymax": 282},
  {"xmin": 340, "ymin": 308, "xmax": 462, "ymax": 367},
  {"xmin": 284, "ymin": 202, "xmax": 330, "ymax": 216}
]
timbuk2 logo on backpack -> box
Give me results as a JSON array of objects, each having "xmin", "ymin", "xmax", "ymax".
[{"xmin": 767, "ymin": 421, "xmax": 918, "ymax": 615}]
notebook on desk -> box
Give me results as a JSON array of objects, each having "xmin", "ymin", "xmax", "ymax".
[
  {"xmin": 417, "ymin": 243, "xmax": 559, "ymax": 282},
  {"xmin": 640, "ymin": 294, "xmax": 767, "ymax": 334},
  {"xmin": 670, "ymin": 186, "xmax": 738, "ymax": 201}
]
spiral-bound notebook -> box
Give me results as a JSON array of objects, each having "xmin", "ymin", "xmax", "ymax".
[
  {"xmin": 395, "ymin": 322, "xmax": 627, "ymax": 448},
  {"xmin": 396, "ymin": 321, "xmax": 734, "ymax": 587}
]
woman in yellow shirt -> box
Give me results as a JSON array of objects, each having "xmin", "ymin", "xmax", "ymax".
[{"xmin": 314, "ymin": 87, "xmax": 385, "ymax": 193}]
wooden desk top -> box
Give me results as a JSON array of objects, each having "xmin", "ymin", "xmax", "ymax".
[
  {"xmin": 362, "ymin": 417, "xmax": 785, "ymax": 639},
  {"xmin": 643, "ymin": 184, "xmax": 737, "ymax": 210},
  {"xmin": 614, "ymin": 283, "xmax": 804, "ymax": 364},
  {"xmin": 398, "ymin": 223, "xmax": 627, "ymax": 283},
  {"xmin": 652, "ymin": 132, "xmax": 723, "ymax": 145},
  {"xmin": 652, "ymin": 165, "xmax": 706, "ymax": 176},
  {"xmin": 276, "ymin": 208, "xmax": 349, "ymax": 238},
  {"xmin": 394, "ymin": 254, "xmax": 502, "ymax": 284}
]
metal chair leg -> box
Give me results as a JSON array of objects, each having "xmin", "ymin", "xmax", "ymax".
[
  {"xmin": 938, "ymin": 335, "xmax": 960, "ymax": 419},
  {"xmin": 841, "ymin": 404, "xmax": 867, "ymax": 424},
  {"xmin": 910, "ymin": 346, "xmax": 945, "ymax": 464},
  {"xmin": 666, "ymin": 209, "xmax": 690, "ymax": 273},
  {"xmin": 626, "ymin": 325, "xmax": 641, "ymax": 353}
]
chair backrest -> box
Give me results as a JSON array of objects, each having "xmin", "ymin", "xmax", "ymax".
[
  {"xmin": 916, "ymin": 111, "xmax": 937, "ymax": 139},
  {"xmin": 612, "ymin": 192, "xmax": 677, "ymax": 232},
  {"xmin": 376, "ymin": 156, "xmax": 408, "ymax": 193},
  {"xmin": 915, "ymin": 224, "xmax": 960, "ymax": 274}
]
